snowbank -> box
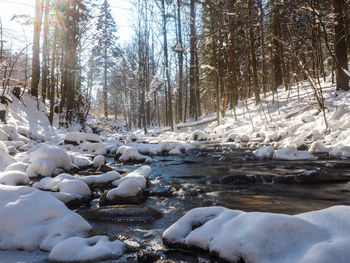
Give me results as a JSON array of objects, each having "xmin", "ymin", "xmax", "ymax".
[
  {"xmin": 273, "ymin": 146, "xmax": 317, "ymax": 160},
  {"xmin": 163, "ymin": 206, "xmax": 350, "ymax": 263},
  {"xmin": 0, "ymin": 185, "xmax": 91, "ymax": 251}
]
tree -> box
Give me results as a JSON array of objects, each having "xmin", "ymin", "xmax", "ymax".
[
  {"xmin": 332, "ymin": 0, "xmax": 349, "ymax": 91},
  {"xmin": 93, "ymin": 0, "xmax": 119, "ymax": 118},
  {"xmin": 30, "ymin": 0, "xmax": 43, "ymax": 98}
]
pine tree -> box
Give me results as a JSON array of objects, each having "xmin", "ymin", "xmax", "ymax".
[{"xmin": 93, "ymin": 0, "xmax": 119, "ymax": 118}]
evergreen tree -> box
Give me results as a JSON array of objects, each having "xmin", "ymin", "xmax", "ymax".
[{"xmin": 93, "ymin": 0, "xmax": 119, "ymax": 118}]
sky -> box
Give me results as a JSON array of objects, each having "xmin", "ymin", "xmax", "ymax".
[{"xmin": 0, "ymin": 0, "xmax": 134, "ymax": 51}]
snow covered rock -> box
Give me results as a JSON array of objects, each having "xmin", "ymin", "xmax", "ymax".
[
  {"xmin": 111, "ymin": 166, "xmax": 151, "ymax": 190},
  {"xmin": 255, "ymin": 146, "xmax": 275, "ymax": 159},
  {"xmin": 81, "ymin": 142, "xmax": 107, "ymax": 155},
  {"xmin": 309, "ymin": 141, "xmax": 331, "ymax": 154},
  {"xmin": 4, "ymin": 162, "xmax": 29, "ymax": 173},
  {"xmin": 273, "ymin": 146, "xmax": 317, "ymax": 160},
  {"xmin": 116, "ymin": 145, "xmax": 152, "ymax": 163},
  {"xmin": 0, "ymin": 149, "xmax": 16, "ymax": 171},
  {"xmin": 163, "ymin": 206, "xmax": 350, "ymax": 263},
  {"xmin": 0, "ymin": 185, "xmax": 91, "ymax": 251},
  {"xmin": 0, "ymin": 129, "xmax": 9, "ymax": 141},
  {"xmin": 329, "ymin": 145, "xmax": 350, "ymax": 158},
  {"xmin": 92, "ymin": 155, "xmax": 105, "ymax": 167},
  {"xmin": 58, "ymin": 179, "xmax": 91, "ymax": 198},
  {"xmin": 30, "ymin": 145, "xmax": 77, "ymax": 172},
  {"xmin": 191, "ymin": 130, "xmax": 208, "ymax": 141},
  {"xmin": 79, "ymin": 171, "xmax": 121, "ymax": 186},
  {"xmin": 224, "ymin": 133, "xmax": 237, "ymax": 142},
  {"xmin": 70, "ymin": 154, "xmax": 92, "ymax": 168},
  {"xmin": 103, "ymin": 178, "xmax": 144, "ymax": 205},
  {"xmin": 26, "ymin": 158, "xmax": 56, "ymax": 178},
  {"xmin": 0, "ymin": 171, "xmax": 30, "ymax": 186},
  {"xmin": 64, "ymin": 132, "xmax": 101, "ymax": 145},
  {"xmin": 49, "ymin": 236, "xmax": 124, "ymax": 262}
]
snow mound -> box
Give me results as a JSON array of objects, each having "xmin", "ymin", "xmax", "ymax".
[
  {"xmin": 111, "ymin": 166, "xmax": 151, "ymax": 190},
  {"xmin": 81, "ymin": 142, "xmax": 107, "ymax": 155},
  {"xmin": 309, "ymin": 141, "xmax": 331, "ymax": 154},
  {"xmin": 58, "ymin": 179, "xmax": 91, "ymax": 198},
  {"xmin": 4, "ymin": 162, "xmax": 29, "ymax": 173},
  {"xmin": 0, "ymin": 185, "xmax": 91, "ymax": 251},
  {"xmin": 92, "ymin": 155, "xmax": 105, "ymax": 167},
  {"xmin": 80, "ymin": 171, "xmax": 121, "ymax": 185},
  {"xmin": 191, "ymin": 130, "xmax": 208, "ymax": 141},
  {"xmin": 49, "ymin": 236, "xmax": 124, "ymax": 262},
  {"xmin": 30, "ymin": 145, "xmax": 76, "ymax": 172},
  {"xmin": 163, "ymin": 206, "xmax": 350, "ymax": 263},
  {"xmin": 255, "ymin": 146, "xmax": 275, "ymax": 159},
  {"xmin": 0, "ymin": 150, "xmax": 16, "ymax": 171},
  {"xmin": 26, "ymin": 158, "xmax": 56, "ymax": 178},
  {"xmin": 117, "ymin": 145, "xmax": 152, "ymax": 163},
  {"xmin": 273, "ymin": 146, "xmax": 317, "ymax": 160},
  {"xmin": 0, "ymin": 170, "xmax": 30, "ymax": 186},
  {"xmin": 64, "ymin": 132, "xmax": 101, "ymax": 144},
  {"xmin": 107, "ymin": 178, "xmax": 142, "ymax": 199},
  {"xmin": 329, "ymin": 144, "xmax": 350, "ymax": 158}
]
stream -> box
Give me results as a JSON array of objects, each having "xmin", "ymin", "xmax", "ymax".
[{"xmin": 89, "ymin": 145, "xmax": 350, "ymax": 262}]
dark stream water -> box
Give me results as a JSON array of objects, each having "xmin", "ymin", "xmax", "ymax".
[{"xmin": 90, "ymin": 146, "xmax": 350, "ymax": 262}]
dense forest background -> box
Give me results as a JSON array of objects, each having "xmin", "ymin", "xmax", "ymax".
[{"xmin": 0, "ymin": 0, "xmax": 349, "ymax": 131}]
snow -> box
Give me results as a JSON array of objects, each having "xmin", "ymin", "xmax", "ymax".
[
  {"xmin": 4, "ymin": 162, "xmax": 29, "ymax": 172},
  {"xmin": 29, "ymin": 144, "xmax": 76, "ymax": 172},
  {"xmin": 26, "ymin": 158, "xmax": 56, "ymax": 178},
  {"xmin": 111, "ymin": 165, "xmax": 151, "ymax": 190},
  {"xmin": 92, "ymin": 154, "xmax": 105, "ymax": 167},
  {"xmin": 0, "ymin": 150, "xmax": 16, "ymax": 171},
  {"xmin": 309, "ymin": 141, "xmax": 331, "ymax": 153},
  {"xmin": 64, "ymin": 132, "xmax": 101, "ymax": 144},
  {"xmin": 58, "ymin": 179, "xmax": 91, "ymax": 198},
  {"xmin": 273, "ymin": 146, "xmax": 318, "ymax": 160},
  {"xmin": 0, "ymin": 185, "xmax": 91, "ymax": 251},
  {"xmin": 117, "ymin": 145, "xmax": 152, "ymax": 163},
  {"xmin": 79, "ymin": 171, "xmax": 121, "ymax": 185},
  {"xmin": 49, "ymin": 236, "xmax": 124, "ymax": 262},
  {"xmin": 0, "ymin": 170, "xmax": 30, "ymax": 185},
  {"xmin": 255, "ymin": 146, "xmax": 275, "ymax": 159},
  {"xmin": 107, "ymin": 178, "xmax": 142, "ymax": 199},
  {"xmin": 163, "ymin": 205, "xmax": 350, "ymax": 263},
  {"xmin": 81, "ymin": 142, "xmax": 107, "ymax": 155}
]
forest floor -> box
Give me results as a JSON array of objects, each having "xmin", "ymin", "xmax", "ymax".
[{"xmin": 1, "ymin": 76, "xmax": 350, "ymax": 262}]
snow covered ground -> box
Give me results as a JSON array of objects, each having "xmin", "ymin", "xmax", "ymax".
[{"xmin": 1, "ymin": 78, "xmax": 350, "ymax": 262}]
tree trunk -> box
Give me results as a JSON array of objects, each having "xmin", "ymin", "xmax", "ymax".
[
  {"xmin": 31, "ymin": 0, "xmax": 43, "ymax": 98},
  {"xmin": 161, "ymin": 0, "xmax": 174, "ymax": 131},
  {"xmin": 189, "ymin": 0, "xmax": 197, "ymax": 120},
  {"xmin": 177, "ymin": 0, "xmax": 183, "ymax": 123},
  {"xmin": 333, "ymin": 0, "xmax": 349, "ymax": 91}
]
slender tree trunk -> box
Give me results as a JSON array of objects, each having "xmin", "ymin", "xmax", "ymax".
[
  {"xmin": 161, "ymin": 0, "xmax": 174, "ymax": 130},
  {"xmin": 49, "ymin": 26, "xmax": 57, "ymax": 125},
  {"xmin": 332, "ymin": 0, "xmax": 349, "ymax": 91},
  {"xmin": 248, "ymin": 0, "xmax": 260, "ymax": 105},
  {"xmin": 41, "ymin": 0, "xmax": 49, "ymax": 103},
  {"xmin": 31, "ymin": 0, "xmax": 43, "ymax": 98},
  {"xmin": 189, "ymin": 0, "xmax": 197, "ymax": 120},
  {"xmin": 177, "ymin": 0, "xmax": 183, "ymax": 123}
]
